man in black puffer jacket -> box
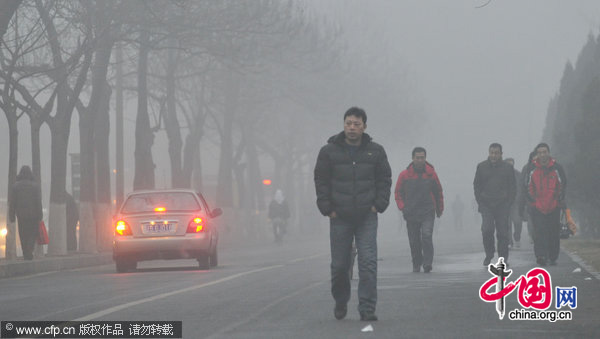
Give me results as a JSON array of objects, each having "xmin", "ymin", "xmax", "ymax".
[
  {"xmin": 314, "ymin": 107, "xmax": 392, "ymax": 322},
  {"xmin": 473, "ymin": 143, "xmax": 516, "ymax": 267}
]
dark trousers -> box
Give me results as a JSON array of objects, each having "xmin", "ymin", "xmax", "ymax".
[
  {"xmin": 330, "ymin": 212, "xmax": 378, "ymax": 314},
  {"xmin": 531, "ymin": 208, "xmax": 561, "ymax": 262},
  {"xmin": 509, "ymin": 207, "xmax": 523, "ymax": 243},
  {"xmin": 480, "ymin": 204, "xmax": 510, "ymax": 261},
  {"xmin": 18, "ymin": 218, "xmax": 38, "ymax": 260},
  {"xmin": 406, "ymin": 215, "xmax": 435, "ymax": 268}
]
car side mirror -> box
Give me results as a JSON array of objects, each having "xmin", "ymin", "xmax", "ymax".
[{"xmin": 210, "ymin": 208, "xmax": 223, "ymax": 218}]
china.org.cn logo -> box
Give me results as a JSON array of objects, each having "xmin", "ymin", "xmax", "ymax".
[{"xmin": 479, "ymin": 258, "xmax": 576, "ymax": 322}]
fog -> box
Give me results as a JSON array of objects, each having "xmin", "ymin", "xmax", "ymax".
[
  {"xmin": 2, "ymin": 0, "xmax": 600, "ymax": 229},
  {"xmin": 311, "ymin": 0, "xmax": 600, "ymax": 205}
]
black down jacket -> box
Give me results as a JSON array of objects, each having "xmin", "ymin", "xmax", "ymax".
[
  {"xmin": 9, "ymin": 178, "xmax": 43, "ymax": 223},
  {"xmin": 314, "ymin": 131, "xmax": 392, "ymax": 222}
]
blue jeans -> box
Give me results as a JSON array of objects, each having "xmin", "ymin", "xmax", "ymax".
[
  {"xmin": 330, "ymin": 212, "xmax": 378, "ymax": 314},
  {"xmin": 406, "ymin": 215, "xmax": 435, "ymax": 268}
]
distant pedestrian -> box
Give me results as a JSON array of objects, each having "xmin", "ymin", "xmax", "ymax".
[
  {"xmin": 394, "ymin": 147, "xmax": 444, "ymax": 273},
  {"xmin": 504, "ymin": 158, "xmax": 523, "ymax": 249},
  {"xmin": 65, "ymin": 191, "xmax": 79, "ymax": 252},
  {"xmin": 525, "ymin": 143, "xmax": 567, "ymax": 266},
  {"xmin": 8, "ymin": 166, "xmax": 43, "ymax": 260},
  {"xmin": 473, "ymin": 143, "xmax": 516, "ymax": 266},
  {"xmin": 451, "ymin": 194, "xmax": 465, "ymax": 231},
  {"xmin": 268, "ymin": 189, "xmax": 290, "ymax": 243},
  {"xmin": 518, "ymin": 151, "xmax": 537, "ymax": 244},
  {"xmin": 314, "ymin": 107, "xmax": 392, "ymax": 321}
]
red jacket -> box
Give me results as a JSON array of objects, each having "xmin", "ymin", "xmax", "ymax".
[
  {"xmin": 526, "ymin": 157, "xmax": 566, "ymax": 214},
  {"xmin": 394, "ymin": 162, "xmax": 444, "ymax": 221}
]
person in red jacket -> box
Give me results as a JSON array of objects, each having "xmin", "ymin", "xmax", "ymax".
[
  {"xmin": 394, "ymin": 147, "xmax": 444, "ymax": 273},
  {"xmin": 525, "ymin": 143, "xmax": 567, "ymax": 266}
]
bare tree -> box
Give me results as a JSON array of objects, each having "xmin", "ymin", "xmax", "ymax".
[{"xmin": 0, "ymin": 0, "xmax": 22, "ymax": 42}]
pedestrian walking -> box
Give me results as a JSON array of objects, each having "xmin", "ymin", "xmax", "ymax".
[
  {"xmin": 394, "ymin": 147, "xmax": 444, "ymax": 273},
  {"xmin": 268, "ymin": 189, "xmax": 290, "ymax": 243},
  {"xmin": 504, "ymin": 158, "xmax": 523, "ymax": 249},
  {"xmin": 8, "ymin": 166, "xmax": 43, "ymax": 260},
  {"xmin": 525, "ymin": 143, "xmax": 567, "ymax": 266},
  {"xmin": 314, "ymin": 107, "xmax": 392, "ymax": 321},
  {"xmin": 451, "ymin": 194, "xmax": 465, "ymax": 231},
  {"xmin": 518, "ymin": 151, "xmax": 537, "ymax": 244},
  {"xmin": 473, "ymin": 143, "xmax": 516, "ymax": 266},
  {"xmin": 65, "ymin": 191, "xmax": 79, "ymax": 252}
]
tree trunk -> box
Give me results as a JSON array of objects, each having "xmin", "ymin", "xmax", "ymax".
[
  {"xmin": 133, "ymin": 31, "xmax": 155, "ymax": 191},
  {"xmin": 94, "ymin": 79, "xmax": 112, "ymax": 251},
  {"xmin": 30, "ymin": 118, "xmax": 45, "ymax": 257},
  {"xmin": 0, "ymin": 0, "xmax": 21, "ymax": 42},
  {"xmin": 182, "ymin": 112, "xmax": 205, "ymax": 189},
  {"xmin": 39, "ymin": 0, "xmax": 92, "ymax": 256},
  {"xmin": 244, "ymin": 130, "xmax": 265, "ymax": 211},
  {"xmin": 78, "ymin": 101, "xmax": 96, "ymax": 253},
  {"xmin": 89, "ymin": 44, "xmax": 114, "ymax": 253},
  {"xmin": 47, "ymin": 105, "xmax": 69, "ymax": 255},
  {"xmin": 165, "ymin": 42, "xmax": 183, "ymax": 188},
  {"xmin": 4, "ymin": 113, "xmax": 18, "ymax": 259},
  {"xmin": 30, "ymin": 119, "xmax": 42, "ymax": 189},
  {"xmin": 216, "ymin": 73, "xmax": 238, "ymax": 207},
  {"xmin": 192, "ymin": 145, "xmax": 203, "ymax": 193},
  {"xmin": 115, "ymin": 43, "xmax": 124, "ymax": 208}
]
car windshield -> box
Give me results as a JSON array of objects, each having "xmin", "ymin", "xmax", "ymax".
[{"xmin": 121, "ymin": 192, "xmax": 201, "ymax": 214}]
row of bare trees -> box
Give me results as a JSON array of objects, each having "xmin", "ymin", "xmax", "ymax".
[{"xmin": 1, "ymin": 0, "xmax": 420, "ymax": 257}]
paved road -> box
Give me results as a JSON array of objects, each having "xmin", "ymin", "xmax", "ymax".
[{"xmin": 1, "ymin": 215, "xmax": 598, "ymax": 338}]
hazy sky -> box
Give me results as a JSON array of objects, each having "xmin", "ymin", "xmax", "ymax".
[
  {"xmin": 311, "ymin": 0, "xmax": 600, "ymax": 200},
  {"xmin": 2, "ymin": 0, "xmax": 600, "ymax": 206}
]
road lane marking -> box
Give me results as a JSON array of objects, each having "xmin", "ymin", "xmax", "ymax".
[
  {"xmin": 287, "ymin": 252, "xmax": 326, "ymax": 263},
  {"xmin": 205, "ymin": 280, "xmax": 325, "ymax": 339},
  {"xmin": 73, "ymin": 251, "xmax": 326, "ymax": 321},
  {"xmin": 74, "ymin": 264, "xmax": 284, "ymax": 321}
]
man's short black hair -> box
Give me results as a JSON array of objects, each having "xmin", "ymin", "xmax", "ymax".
[
  {"xmin": 344, "ymin": 107, "xmax": 367, "ymax": 124},
  {"xmin": 528, "ymin": 151, "xmax": 536, "ymax": 163},
  {"xmin": 535, "ymin": 142, "xmax": 550, "ymax": 153},
  {"xmin": 412, "ymin": 147, "xmax": 427, "ymax": 157},
  {"xmin": 489, "ymin": 143, "xmax": 502, "ymax": 152}
]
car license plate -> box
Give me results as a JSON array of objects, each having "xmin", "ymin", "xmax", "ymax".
[{"xmin": 143, "ymin": 223, "xmax": 176, "ymax": 234}]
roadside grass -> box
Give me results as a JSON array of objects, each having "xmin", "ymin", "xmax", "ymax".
[{"xmin": 561, "ymin": 236, "xmax": 600, "ymax": 273}]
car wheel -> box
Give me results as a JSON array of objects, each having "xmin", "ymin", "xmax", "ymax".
[
  {"xmin": 209, "ymin": 249, "xmax": 218, "ymax": 267},
  {"xmin": 197, "ymin": 255, "xmax": 210, "ymax": 270},
  {"xmin": 116, "ymin": 259, "xmax": 134, "ymax": 273}
]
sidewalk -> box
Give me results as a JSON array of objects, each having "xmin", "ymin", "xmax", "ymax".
[{"xmin": 0, "ymin": 252, "xmax": 113, "ymax": 279}]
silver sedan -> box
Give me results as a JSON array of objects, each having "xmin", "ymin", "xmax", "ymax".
[{"xmin": 112, "ymin": 189, "xmax": 222, "ymax": 273}]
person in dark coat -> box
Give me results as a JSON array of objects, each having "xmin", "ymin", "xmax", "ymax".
[
  {"xmin": 65, "ymin": 191, "xmax": 79, "ymax": 252},
  {"xmin": 394, "ymin": 147, "xmax": 444, "ymax": 273},
  {"xmin": 314, "ymin": 107, "xmax": 392, "ymax": 322},
  {"xmin": 519, "ymin": 151, "xmax": 537, "ymax": 244},
  {"xmin": 268, "ymin": 189, "xmax": 290, "ymax": 242},
  {"xmin": 505, "ymin": 158, "xmax": 523, "ymax": 248},
  {"xmin": 473, "ymin": 143, "xmax": 516, "ymax": 266},
  {"xmin": 8, "ymin": 166, "xmax": 43, "ymax": 260}
]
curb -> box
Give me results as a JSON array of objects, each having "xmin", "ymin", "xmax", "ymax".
[
  {"xmin": 0, "ymin": 253, "xmax": 114, "ymax": 279},
  {"xmin": 561, "ymin": 246, "xmax": 600, "ymax": 281}
]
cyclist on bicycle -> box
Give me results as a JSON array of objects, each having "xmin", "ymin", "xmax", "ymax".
[{"xmin": 268, "ymin": 189, "xmax": 291, "ymax": 243}]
